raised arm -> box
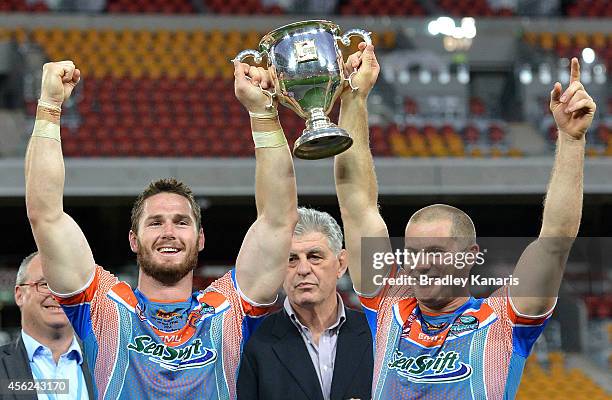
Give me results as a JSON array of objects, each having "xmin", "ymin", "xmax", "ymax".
[
  {"xmin": 25, "ymin": 61, "xmax": 95, "ymax": 294},
  {"xmin": 233, "ymin": 61, "xmax": 298, "ymax": 304},
  {"xmin": 512, "ymin": 58, "xmax": 596, "ymax": 315},
  {"xmin": 334, "ymin": 43, "xmax": 390, "ymax": 296}
]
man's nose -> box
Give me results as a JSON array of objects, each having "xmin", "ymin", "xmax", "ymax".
[
  {"xmin": 412, "ymin": 261, "xmax": 432, "ymax": 274},
  {"xmin": 161, "ymin": 222, "xmax": 176, "ymax": 238},
  {"xmin": 295, "ymin": 258, "xmax": 312, "ymax": 276}
]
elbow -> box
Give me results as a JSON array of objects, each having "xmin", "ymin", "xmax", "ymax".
[
  {"xmin": 536, "ymin": 234, "xmax": 576, "ymax": 255},
  {"xmin": 340, "ymin": 203, "xmax": 378, "ymax": 223},
  {"xmin": 26, "ymin": 202, "xmax": 62, "ymax": 227},
  {"xmin": 261, "ymin": 208, "xmax": 298, "ymax": 233},
  {"xmin": 540, "ymin": 223, "xmax": 580, "ymax": 241}
]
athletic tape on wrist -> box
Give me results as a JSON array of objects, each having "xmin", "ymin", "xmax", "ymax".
[
  {"xmin": 248, "ymin": 109, "xmax": 278, "ymax": 119},
  {"xmin": 252, "ymin": 129, "xmax": 287, "ymax": 148},
  {"xmin": 32, "ymin": 119, "xmax": 61, "ymax": 142},
  {"xmin": 37, "ymin": 99, "xmax": 62, "ymax": 112}
]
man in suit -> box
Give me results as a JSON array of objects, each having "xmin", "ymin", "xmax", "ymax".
[
  {"xmin": 237, "ymin": 207, "xmax": 373, "ymax": 400},
  {"xmin": 0, "ymin": 252, "xmax": 94, "ymax": 400}
]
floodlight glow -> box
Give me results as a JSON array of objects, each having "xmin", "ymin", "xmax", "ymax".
[
  {"xmin": 457, "ymin": 64, "xmax": 470, "ymax": 84},
  {"xmin": 461, "ymin": 18, "xmax": 477, "ymax": 39},
  {"xmin": 582, "ymin": 48, "xmax": 595, "ymax": 64},
  {"xmin": 438, "ymin": 17, "xmax": 455, "ymax": 36},
  {"xmin": 519, "ymin": 65, "xmax": 532, "ymax": 84},
  {"xmin": 383, "ymin": 67, "xmax": 395, "ymax": 83},
  {"xmin": 593, "ymin": 64, "xmax": 606, "ymax": 84},
  {"xmin": 438, "ymin": 69, "xmax": 451, "ymax": 84},
  {"xmin": 427, "ymin": 16, "xmax": 477, "ymax": 42},
  {"xmin": 538, "ymin": 63, "xmax": 551, "ymax": 84},
  {"xmin": 427, "ymin": 21, "xmax": 439, "ymax": 36},
  {"xmin": 419, "ymin": 69, "xmax": 432, "ymax": 84}
]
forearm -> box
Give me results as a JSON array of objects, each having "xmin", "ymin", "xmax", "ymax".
[
  {"xmin": 335, "ymin": 96, "xmax": 379, "ymax": 217},
  {"xmin": 252, "ymin": 114, "xmax": 298, "ymax": 228},
  {"xmin": 25, "ymin": 105, "xmax": 65, "ymax": 223},
  {"xmin": 540, "ymin": 131, "xmax": 585, "ymax": 239}
]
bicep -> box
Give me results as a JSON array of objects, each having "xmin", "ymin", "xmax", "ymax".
[
  {"xmin": 235, "ymin": 218, "xmax": 292, "ymax": 304},
  {"xmin": 511, "ymin": 238, "xmax": 571, "ymax": 316},
  {"xmin": 30, "ymin": 212, "xmax": 95, "ymax": 294}
]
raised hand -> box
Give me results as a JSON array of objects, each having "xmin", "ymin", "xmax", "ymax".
[
  {"xmin": 342, "ymin": 42, "xmax": 380, "ymax": 100},
  {"xmin": 550, "ymin": 57, "xmax": 596, "ymax": 140},
  {"xmin": 39, "ymin": 61, "xmax": 81, "ymax": 108},
  {"xmin": 233, "ymin": 60, "xmax": 276, "ymax": 114}
]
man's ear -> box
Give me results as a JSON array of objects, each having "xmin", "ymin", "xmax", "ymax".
[
  {"xmin": 129, "ymin": 230, "xmax": 138, "ymax": 253},
  {"xmin": 337, "ymin": 249, "xmax": 349, "ymax": 279},
  {"xmin": 466, "ymin": 243, "xmax": 480, "ymax": 272},
  {"xmin": 198, "ymin": 228, "xmax": 205, "ymax": 252},
  {"xmin": 14, "ymin": 286, "xmax": 24, "ymax": 307}
]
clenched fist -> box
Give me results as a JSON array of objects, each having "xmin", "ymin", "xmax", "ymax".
[
  {"xmin": 233, "ymin": 60, "xmax": 276, "ymax": 114},
  {"xmin": 39, "ymin": 61, "xmax": 81, "ymax": 108},
  {"xmin": 341, "ymin": 42, "xmax": 380, "ymax": 101}
]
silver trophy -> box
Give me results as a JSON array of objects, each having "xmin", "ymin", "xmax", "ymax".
[{"xmin": 234, "ymin": 20, "xmax": 371, "ymax": 160}]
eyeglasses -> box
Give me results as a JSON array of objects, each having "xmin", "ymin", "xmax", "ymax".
[{"xmin": 17, "ymin": 281, "xmax": 51, "ymax": 294}]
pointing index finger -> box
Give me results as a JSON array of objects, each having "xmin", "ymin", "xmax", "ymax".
[{"xmin": 570, "ymin": 57, "xmax": 580, "ymax": 84}]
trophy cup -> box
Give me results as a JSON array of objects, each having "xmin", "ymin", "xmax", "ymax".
[{"xmin": 233, "ymin": 20, "xmax": 371, "ymax": 160}]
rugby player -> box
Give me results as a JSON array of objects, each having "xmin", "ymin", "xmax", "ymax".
[
  {"xmin": 25, "ymin": 60, "xmax": 298, "ymax": 399},
  {"xmin": 335, "ymin": 43, "xmax": 596, "ymax": 399}
]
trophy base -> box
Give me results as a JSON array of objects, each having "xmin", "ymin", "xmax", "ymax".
[{"xmin": 293, "ymin": 126, "xmax": 353, "ymax": 160}]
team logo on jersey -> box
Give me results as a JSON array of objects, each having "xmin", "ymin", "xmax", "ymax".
[
  {"xmin": 423, "ymin": 320, "xmax": 448, "ymax": 331},
  {"xmin": 200, "ymin": 302, "xmax": 215, "ymax": 315},
  {"xmin": 127, "ymin": 335, "xmax": 217, "ymax": 371},
  {"xmin": 388, "ymin": 350, "xmax": 472, "ymax": 383},
  {"xmin": 450, "ymin": 315, "xmax": 479, "ymax": 335},
  {"xmin": 156, "ymin": 309, "xmax": 182, "ymax": 320}
]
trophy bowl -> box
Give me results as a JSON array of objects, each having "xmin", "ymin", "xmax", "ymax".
[{"xmin": 234, "ymin": 20, "xmax": 371, "ymax": 160}]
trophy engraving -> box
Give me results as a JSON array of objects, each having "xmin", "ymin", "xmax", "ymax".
[{"xmin": 295, "ymin": 40, "xmax": 318, "ymax": 62}]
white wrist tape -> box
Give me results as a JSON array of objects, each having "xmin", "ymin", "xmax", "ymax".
[
  {"xmin": 248, "ymin": 109, "xmax": 278, "ymax": 119},
  {"xmin": 37, "ymin": 99, "xmax": 62, "ymax": 112},
  {"xmin": 32, "ymin": 119, "xmax": 61, "ymax": 142},
  {"xmin": 252, "ymin": 129, "xmax": 287, "ymax": 148}
]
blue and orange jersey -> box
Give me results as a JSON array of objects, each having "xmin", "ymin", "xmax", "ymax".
[
  {"xmin": 53, "ymin": 266, "xmax": 271, "ymax": 400},
  {"xmin": 359, "ymin": 283, "xmax": 553, "ymax": 400}
]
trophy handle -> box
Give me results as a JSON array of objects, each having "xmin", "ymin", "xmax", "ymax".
[
  {"xmin": 232, "ymin": 50, "xmax": 277, "ymax": 109},
  {"xmin": 232, "ymin": 49, "xmax": 265, "ymax": 65},
  {"xmin": 337, "ymin": 29, "xmax": 372, "ymax": 92},
  {"xmin": 338, "ymin": 29, "xmax": 372, "ymax": 47}
]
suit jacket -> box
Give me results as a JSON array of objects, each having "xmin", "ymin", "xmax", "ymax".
[
  {"xmin": 237, "ymin": 306, "xmax": 373, "ymax": 400},
  {"xmin": 0, "ymin": 334, "xmax": 95, "ymax": 400}
]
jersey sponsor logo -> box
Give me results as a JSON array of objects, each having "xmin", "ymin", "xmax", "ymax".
[
  {"xmin": 450, "ymin": 315, "xmax": 479, "ymax": 334},
  {"xmin": 388, "ymin": 350, "xmax": 472, "ymax": 383},
  {"xmin": 127, "ymin": 335, "xmax": 217, "ymax": 371}
]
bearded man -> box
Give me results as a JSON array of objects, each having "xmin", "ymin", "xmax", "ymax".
[{"xmin": 24, "ymin": 59, "xmax": 298, "ymax": 399}]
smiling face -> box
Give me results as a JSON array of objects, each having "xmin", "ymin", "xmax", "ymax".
[
  {"xmin": 283, "ymin": 231, "xmax": 347, "ymax": 308},
  {"xmin": 129, "ymin": 192, "xmax": 204, "ymax": 285},
  {"xmin": 15, "ymin": 255, "xmax": 70, "ymax": 332},
  {"xmin": 405, "ymin": 219, "xmax": 474, "ymax": 308}
]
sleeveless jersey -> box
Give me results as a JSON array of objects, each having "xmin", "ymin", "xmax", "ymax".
[
  {"xmin": 360, "ymin": 284, "xmax": 553, "ymax": 400},
  {"xmin": 54, "ymin": 266, "xmax": 270, "ymax": 400}
]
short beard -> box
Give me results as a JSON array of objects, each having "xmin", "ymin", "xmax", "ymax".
[{"xmin": 137, "ymin": 247, "xmax": 198, "ymax": 286}]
